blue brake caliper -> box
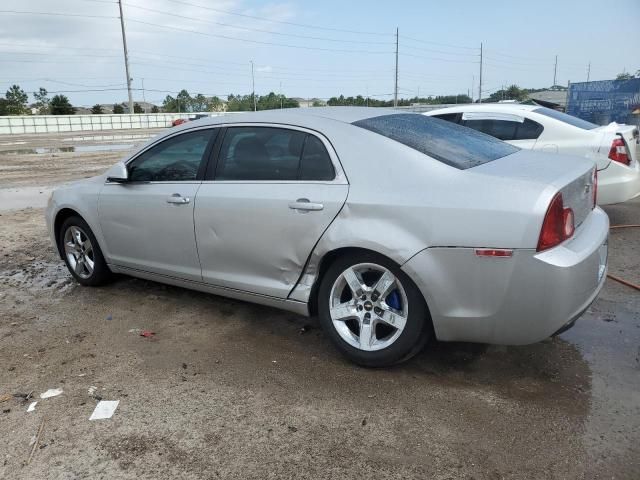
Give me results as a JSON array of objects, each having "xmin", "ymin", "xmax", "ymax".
[{"xmin": 386, "ymin": 290, "xmax": 401, "ymax": 310}]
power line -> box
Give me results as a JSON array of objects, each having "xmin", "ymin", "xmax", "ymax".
[
  {"xmin": 125, "ymin": 18, "xmax": 394, "ymax": 54},
  {"xmin": 123, "ymin": 2, "xmax": 393, "ymax": 45},
  {"xmin": 400, "ymin": 52, "xmax": 478, "ymax": 64},
  {"xmin": 156, "ymin": 0, "xmax": 393, "ymax": 36},
  {"xmin": 399, "ymin": 35, "xmax": 478, "ymax": 51},
  {"xmin": 0, "ymin": 10, "xmax": 117, "ymax": 19}
]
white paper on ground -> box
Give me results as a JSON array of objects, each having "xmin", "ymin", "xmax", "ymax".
[
  {"xmin": 27, "ymin": 401, "xmax": 37, "ymax": 412},
  {"xmin": 89, "ymin": 400, "xmax": 119, "ymax": 420},
  {"xmin": 40, "ymin": 388, "xmax": 63, "ymax": 399}
]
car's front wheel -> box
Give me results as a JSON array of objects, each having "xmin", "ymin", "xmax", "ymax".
[
  {"xmin": 318, "ymin": 251, "xmax": 431, "ymax": 367},
  {"xmin": 59, "ymin": 216, "xmax": 112, "ymax": 286}
]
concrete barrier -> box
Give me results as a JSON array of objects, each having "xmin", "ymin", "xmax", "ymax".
[{"xmin": 0, "ymin": 112, "xmax": 223, "ymax": 135}]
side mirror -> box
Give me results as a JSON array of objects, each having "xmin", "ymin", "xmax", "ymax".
[{"xmin": 106, "ymin": 162, "xmax": 129, "ymax": 184}]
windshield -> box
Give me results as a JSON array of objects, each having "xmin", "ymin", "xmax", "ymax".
[
  {"xmin": 352, "ymin": 113, "xmax": 519, "ymax": 170},
  {"xmin": 533, "ymin": 107, "xmax": 598, "ymax": 130}
]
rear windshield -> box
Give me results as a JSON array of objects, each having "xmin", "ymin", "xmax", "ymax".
[
  {"xmin": 352, "ymin": 113, "xmax": 519, "ymax": 169},
  {"xmin": 533, "ymin": 107, "xmax": 598, "ymax": 130}
]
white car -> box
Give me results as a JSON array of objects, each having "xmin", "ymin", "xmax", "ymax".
[{"xmin": 425, "ymin": 104, "xmax": 640, "ymax": 205}]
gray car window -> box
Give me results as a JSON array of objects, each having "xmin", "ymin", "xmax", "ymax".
[
  {"xmin": 299, "ymin": 135, "xmax": 335, "ymax": 181},
  {"xmin": 463, "ymin": 119, "xmax": 519, "ymax": 141},
  {"xmin": 353, "ymin": 114, "xmax": 519, "ymax": 169},
  {"xmin": 216, "ymin": 127, "xmax": 308, "ymax": 181},
  {"xmin": 128, "ymin": 129, "xmax": 214, "ymax": 182},
  {"xmin": 533, "ymin": 107, "xmax": 598, "ymax": 130}
]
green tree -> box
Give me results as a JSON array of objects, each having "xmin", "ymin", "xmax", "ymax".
[
  {"xmin": 113, "ymin": 103, "xmax": 124, "ymax": 114},
  {"xmin": 162, "ymin": 95, "xmax": 178, "ymax": 112},
  {"xmin": 0, "ymin": 98, "xmax": 8, "ymax": 116},
  {"xmin": 33, "ymin": 87, "xmax": 50, "ymax": 114},
  {"xmin": 207, "ymin": 96, "xmax": 224, "ymax": 112},
  {"xmin": 91, "ymin": 104, "xmax": 104, "ymax": 114},
  {"xmin": 176, "ymin": 89, "xmax": 192, "ymax": 112},
  {"xmin": 133, "ymin": 102, "xmax": 143, "ymax": 113},
  {"xmin": 4, "ymin": 84, "xmax": 29, "ymax": 115},
  {"xmin": 151, "ymin": 105, "xmax": 159, "ymax": 113},
  {"xmin": 49, "ymin": 95, "xmax": 75, "ymax": 115},
  {"xmin": 191, "ymin": 93, "xmax": 208, "ymax": 112},
  {"xmin": 616, "ymin": 71, "xmax": 637, "ymax": 80}
]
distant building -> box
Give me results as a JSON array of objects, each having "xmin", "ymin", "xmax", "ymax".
[
  {"xmin": 526, "ymin": 90, "xmax": 568, "ymax": 110},
  {"xmin": 293, "ymin": 98, "xmax": 325, "ymax": 108}
]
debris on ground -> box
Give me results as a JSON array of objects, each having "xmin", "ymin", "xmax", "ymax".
[
  {"xmin": 106, "ymin": 314, "xmax": 112, "ymax": 321},
  {"xmin": 89, "ymin": 400, "xmax": 119, "ymax": 420},
  {"xmin": 27, "ymin": 401, "xmax": 37, "ymax": 412},
  {"xmin": 128, "ymin": 328, "xmax": 141, "ymax": 334},
  {"xmin": 140, "ymin": 330, "xmax": 155, "ymax": 338},
  {"xmin": 39, "ymin": 388, "xmax": 63, "ymax": 399},
  {"xmin": 88, "ymin": 386, "xmax": 102, "ymax": 401},
  {"xmin": 27, "ymin": 417, "xmax": 46, "ymax": 465},
  {"xmin": 299, "ymin": 324, "xmax": 314, "ymax": 334},
  {"xmin": 0, "ymin": 393, "xmax": 11, "ymax": 402},
  {"xmin": 13, "ymin": 391, "xmax": 33, "ymax": 403}
]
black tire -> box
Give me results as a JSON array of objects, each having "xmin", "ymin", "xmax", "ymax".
[
  {"xmin": 59, "ymin": 216, "xmax": 113, "ymax": 286},
  {"xmin": 317, "ymin": 251, "xmax": 431, "ymax": 367}
]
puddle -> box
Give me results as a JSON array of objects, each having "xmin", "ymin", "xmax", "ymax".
[
  {"xmin": 0, "ymin": 260, "xmax": 74, "ymax": 293},
  {"xmin": 0, "ymin": 144, "xmax": 134, "ymax": 155},
  {"xmin": 0, "ymin": 186, "xmax": 55, "ymax": 212}
]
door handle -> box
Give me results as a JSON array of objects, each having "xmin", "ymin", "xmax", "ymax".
[
  {"xmin": 288, "ymin": 198, "xmax": 324, "ymax": 212},
  {"xmin": 166, "ymin": 193, "xmax": 190, "ymax": 204}
]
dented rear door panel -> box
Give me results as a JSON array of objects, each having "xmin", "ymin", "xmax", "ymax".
[{"xmin": 194, "ymin": 182, "xmax": 348, "ymax": 298}]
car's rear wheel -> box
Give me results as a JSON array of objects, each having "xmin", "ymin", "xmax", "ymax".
[
  {"xmin": 318, "ymin": 251, "xmax": 431, "ymax": 367},
  {"xmin": 59, "ymin": 216, "xmax": 112, "ymax": 286}
]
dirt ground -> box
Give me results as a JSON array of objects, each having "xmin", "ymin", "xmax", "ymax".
[{"xmin": 0, "ymin": 130, "xmax": 639, "ymax": 479}]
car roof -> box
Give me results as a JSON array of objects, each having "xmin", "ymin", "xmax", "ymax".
[
  {"xmin": 172, "ymin": 107, "xmax": 406, "ymax": 132},
  {"xmin": 426, "ymin": 103, "xmax": 540, "ymax": 115}
]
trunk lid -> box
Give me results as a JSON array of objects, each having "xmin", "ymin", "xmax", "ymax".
[{"xmin": 472, "ymin": 150, "xmax": 595, "ymax": 228}]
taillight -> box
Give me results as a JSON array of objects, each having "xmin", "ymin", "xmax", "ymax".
[
  {"xmin": 608, "ymin": 137, "xmax": 630, "ymax": 165},
  {"xmin": 592, "ymin": 168, "xmax": 597, "ymax": 208},
  {"xmin": 537, "ymin": 193, "xmax": 575, "ymax": 252}
]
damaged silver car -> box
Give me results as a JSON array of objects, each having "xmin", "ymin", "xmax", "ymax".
[{"xmin": 46, "ymin": 108, "xmax": 609, "ymax": 366}]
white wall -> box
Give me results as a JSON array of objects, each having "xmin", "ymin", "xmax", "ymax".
[{"xmin": 0, "ymin": 112, "xmax": 223, "ymax": 135}]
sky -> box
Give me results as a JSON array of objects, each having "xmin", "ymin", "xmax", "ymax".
[{"xmin": 1, "ymin": 0, "xmax": 639, "ymax": 108}]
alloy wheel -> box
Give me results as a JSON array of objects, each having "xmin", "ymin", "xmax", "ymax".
[
  {"xmin": 328, "ymin": 262, "xmax": 409, "ymax": 351},
  {"xmin": 63, "ymin": 225, "xmax": 95, "ymax": 279}
]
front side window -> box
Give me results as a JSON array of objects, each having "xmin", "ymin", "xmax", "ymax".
[
  {"xmin": 353, "ymin": 114, "xmax": 519, "ymax": 170},
  {"xmin": 128, "ymin": 129, "xmax": 214, "ymax": 182},
  {"xmin": 215, "ymin": 127, "xmax": 335, "ymax": 181}
]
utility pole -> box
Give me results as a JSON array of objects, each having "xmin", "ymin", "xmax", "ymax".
[
  {"xmin": 394, "ymin": 27, "xmax": 399, "ymax": 108},
  {"xmin": 117, "ymin": 0, "xmax": 134, "ymax": 114},
  {"xmin": 141, "ymin": 78, "xmax": 146, "ymax": 112},
  {"xmin": 478, "ymin": 42, "xmax": 483, "ymax": 103},
  {"xmin": 471, "ymin": 75, "xmax": 475, "ymax": 103},
  {"xmin": 553, "ymin": 54, "xmax": 558, "ymax": 87},
  {"xmin": 586, "ymin": 62, "xmax": 591, "ymax": 82},
  {"xmin": 250, "ymin": 60, "xmax": 256, "ymax": 112},
  {"xmin": 279, "ymin": 81, "xmax": 283, "ymax": 109}
]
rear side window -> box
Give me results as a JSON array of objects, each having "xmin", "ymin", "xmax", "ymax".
[
  {"xmin": 432, "ymin": 113, "xmax": 461, "ymax": 124},
  {"xmin": 215, "ymin": 127, "xmax": 335, "ymax": 181},
  {"xmin": 300, "ymin": 135, "xmax": 335, "ymax": 180},
  {"xmin": 534, "ymin": 107, "xmax": 598, "ymax": 130},
  {"xmin": 463, "ymin": 119, "xmax": 518, "ymax": 140},
  {"xmin": 514, "ymin": 118, "xmax": 544, "ymax": 140},
  {"xmin": 352, "ymin": 114, "xmax": 519, "ymax": 169}
]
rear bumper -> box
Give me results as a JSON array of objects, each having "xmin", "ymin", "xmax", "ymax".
[
  {"xmin": 598, "ymin": 160, "xmax": 640, "ymax": 205},
  {"xmin": 402, "ymin": 207, "xmax": 609, "ymax": 345}
]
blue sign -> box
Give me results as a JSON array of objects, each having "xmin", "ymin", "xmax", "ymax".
[{"xmin": 567, "ymin": 78, "xmax": 640, "ymax": 125}]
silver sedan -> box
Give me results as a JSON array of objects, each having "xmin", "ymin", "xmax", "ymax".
[{"xmin": 45, "ymin": 108, "xmax": 609, "ymax": 366}]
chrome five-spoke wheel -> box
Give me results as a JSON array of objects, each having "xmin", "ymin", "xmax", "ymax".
[
  {"xmin": 329, "ymin": 263, "xmax": 409, "ymax": 351},
  {"xmin": 63, "ymin": 225, "xmax": 95, "ymax": 279}
]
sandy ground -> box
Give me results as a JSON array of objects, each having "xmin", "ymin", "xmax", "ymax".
[{"xmin": 0, "ymin": 130, "xmax": 639, "ymax": 479}]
